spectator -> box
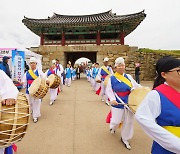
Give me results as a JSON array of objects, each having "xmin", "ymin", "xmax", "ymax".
[
  {"xmin": 76, "ymin": 66, "xmax": 80, "ymax": 79},
  {"xmin": 0, "ymin": 56, "xmax": 11, "ymax": 78},
  {"xmin": 24, "ymin": 60, "xmax": 29, "ymax": 73},
  {"xmin": 135, "ymin": 63, "xmax": 140, "ymax": 84}
]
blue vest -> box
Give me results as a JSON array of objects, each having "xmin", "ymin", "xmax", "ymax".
[
  {"xmin": 110, "ymin": 74, "xmax": 131, "ymax": 109},
  {"xmin": 26, "ymin": 70, "xmax": 39, "ymax": 94},
  {"xmin": 152, "ymin": 91, "xmax": 180, "ymax": 154},
  {"xmin": 5, "ymin": 146, "xmax": 13, "ymax": 154},
  {"xmin": 47, "ymin": 69, "xmax": 57, "ymax": 76},
  {"xmin": 92, "ymin": 68, "xmax": 99, "ymax": 79},
  {"xmin": 72, "ymin": 69, "xmax": 76, "ymax": 76},
  {"xmin": 101, "ymin": 67, "xmax": 110, "ymax": 81},
  {"xmin": 65, "ymin": 68, "xmax": 71, "ymax": 78}
]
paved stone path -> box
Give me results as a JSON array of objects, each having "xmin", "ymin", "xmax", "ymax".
[{"xmin": 17, "ymin": 77, "xmax": 153, "ymax": 154}]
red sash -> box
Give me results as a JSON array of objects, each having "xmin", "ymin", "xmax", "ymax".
[
  {"xmin": 27, "ymin": 80, "xmax": 34, "ymax": 84},
  {"xmin": 116, "ymin": 91, "xmax": 130, "ymax": 97},
  {"xmin": 96, "ymin": 86, "xmax": 101, "ymax": 95},
  {"xmin": 106, "ymin": 111, "xmax": 112, "ymax": 123},
  {"xmin": 102, "ymin": 75, "xmax": 107, "ymax": 79},
  {"xmin": 155, "ymin": 84, "xmax": 180, "ymax": 109},
  {"xmin": 50, "ymin": 69, "xmax": 55, "ymax": 74},
  {"xmin": 56, "ymin": 64, "xmax": 60, "ymax": 71}
]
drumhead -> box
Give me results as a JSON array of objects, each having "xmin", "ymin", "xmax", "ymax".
[
  {"xmin": 104, "ymin": 75, "xmax": 110, "ymax": 86},
  {"xmin": 48, "ymin": 74, "xmax": 56, "ymax": 87},
  {"xmin": 28, "ymin": 77, "xmax": 41, "ymax": 95},
  {"xmin": 128, "ymin": 87, "xmax": 151, "ymax": 113}
]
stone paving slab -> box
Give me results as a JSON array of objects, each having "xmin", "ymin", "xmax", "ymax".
[{"xmin": 17, "ymin": 78, "xmax": 153, "ymax": 154}]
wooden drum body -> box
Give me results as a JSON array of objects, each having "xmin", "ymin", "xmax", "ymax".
[
  {"xmin": 0, "ymin": 92, "xmax": 30, "ymax": 148},
  {"xmin": 128, "ymin": 87, "xmax": 151, "ymax": 113},
  {"xmin": 28, "ymin": 77, "xmax": 49, "ymax": 99},
  {"xmin": 48, "ymin": 74, "xmax": 61, "ymax": 89}
]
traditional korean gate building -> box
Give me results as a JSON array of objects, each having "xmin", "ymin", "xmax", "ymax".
[{"xmin": 22, "ymin": 10, "xmax": 146, "ymax": 71}]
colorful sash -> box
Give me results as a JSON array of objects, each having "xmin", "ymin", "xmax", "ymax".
[
  {"xmin": 155, "ymin": 84, "xmax": 180, "ymax": 109},
  {"xmin": 28, "ymin": 70, "xmax": 38, "ymax": 80},
  {"xmin": 114, "ymin": 72, "xmax": 132, "ymax": 88},
  {"xmin": 116, "ymin": 91, "xmax": 130, "ymax": 97},
  {"xmin": 50, "ymin": 69, "xmax": 55, "ymax": 74},
  {"xmin": 56, "ymin": 64, "xmax": 60, "ymax": 71},
  {"xmin": 163, "ymin": 126, "xmax": 180, "ymax": 137},
  {"xmin": 101, "ymin": 66, "xmax": 110, "ymax": 75}
]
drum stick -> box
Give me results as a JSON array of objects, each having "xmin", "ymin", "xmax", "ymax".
[
  {"xmin": 114, "ymin": 92, "xmax": 134, "ymax": 113},
  {"xmin": 117, "ymin": 103, "xmax": 136, "ymax": 106}
]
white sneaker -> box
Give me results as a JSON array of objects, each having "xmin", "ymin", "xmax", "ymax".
[
  {"xmin": 105, "ymin": 101, "xmax": 110, "ymax": 106},
  {"xmin": 101, "ymin": 99, "xmax": 105, "ymax": 102},
  {"xmin": 49, "ymin": 101, "xmax": 54, "ymax": 106},
  {"xmin": 121, "ymin": 138, "xmax": 131, "ymax": 150},
  {"xmin": 110, "ymin": 129, "xmax": 115, "ymax": 134},
  {"xmin": 33, "ymin": 118, "xmax": 38, "ymax": 123}
]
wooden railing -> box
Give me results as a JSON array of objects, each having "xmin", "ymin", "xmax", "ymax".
[{"xmin": 44, "ymin": 39, "xmax": 120, "ymax": 45}]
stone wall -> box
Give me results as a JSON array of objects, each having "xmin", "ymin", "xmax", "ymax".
[{"xmin": 30, "ymin": 45, "xmax": 180, "ymax": 81}]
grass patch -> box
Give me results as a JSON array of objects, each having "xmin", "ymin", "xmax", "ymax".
[{"xmin": 138, "ymin": 48, "xmax": 180, "ymax": 55}]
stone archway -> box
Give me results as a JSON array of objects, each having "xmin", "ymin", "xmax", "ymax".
[{"xmin": 64, "ymin": 51, "xmax": 97, "ymax": 66}]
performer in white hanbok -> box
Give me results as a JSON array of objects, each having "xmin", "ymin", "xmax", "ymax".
[
  {"xmin": 71, "ymin": 67, "xmax": 76, "ymax": 81},
  {"xmin": 135, "ymin": 56, "xmax": 180, "ymax": 154},
  {"xmin": 86, "ymin": 67, "xmax": 91, "ymax": 82},
  {"xmin": 21, "ymin": 57, "xmax": 49, "ymax": 123},
  {"xmin": 56, "ymin": 59, "xmax": 64, "ymax": 92},
  {"xmin": 92, "ymin": 63, "xmax": 100, "ymax": 90},
  {"xmin": 0, "ymin": 70, "xmax": 19, "ymax": 154},
  {"xmin": 45, "ymin": 60, "xmax": 61, "ymax": 105},
  {"xmin": 96, "ymin": 58, "xmax": 113, "ymax": 105},
  {"xmin": 65, "ymin": 64, "xmax": 71, "ymax": 87},
  {"xmin": 90, "ymin": 64, "xmax": 95, "ymax": 87},
  {"xmin": 106, "ymin": 57, "xmax": 140, "ymax": 150}
]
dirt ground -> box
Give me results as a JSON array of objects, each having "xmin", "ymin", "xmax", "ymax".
[{"xmin": 17, "ymin": 77, "xmax": 153, "ymax": 154}]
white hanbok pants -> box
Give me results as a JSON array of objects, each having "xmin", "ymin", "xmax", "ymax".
[
  {"xmin": 72, "ymin": 75, "xmax": 76, "ymax": 80},
  {"xmin": 90, "ymin": 77, "xmax": 94, "ymax": 86},
  {"xmin": 110, "ymin": 106, "xmax": 134, "ymax": 141},
  {"xmin": 0, "ymin": 148, "xmax": 4, "ymax": 154},
  {"xmin": 101, "ymin": 82, "xmax": 108, "ymax": 101},
  {"xmin": 50, "ymin": 88, "xmax": 58, "ymax": 102},
  {"xmin": 65, "ymin": 78, "xmax": 71, "ymax": 86},
  {"xmin": 87, "ymin": 76, "xmax": 90, "ymax": 82},
  {"xmin": 60, "ymin": 76, "xmax": 63, "ymax": 91},
  {"xmin": 92, "ymin": 78, "xmax": 96, "ymax": 90},
  {"xmin": 26, "ymin": 94, "xmax": 41, "ymax": 118}
]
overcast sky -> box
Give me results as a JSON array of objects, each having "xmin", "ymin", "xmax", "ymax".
[{"xmin": 0, "ymin": 0, "xmax": 180, "ymax": 50}]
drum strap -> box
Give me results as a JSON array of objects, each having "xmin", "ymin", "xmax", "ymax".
[
  {"xmin": 114, "ymin": 72, "xmax": 132, "ymax": 88},
  {"xmin": 101, "ymin": 66, "xmax": 110, "ymax": 75},
  {"xmin": 28, "ymin": 70, "xmax": 38, "ymax": 80}
]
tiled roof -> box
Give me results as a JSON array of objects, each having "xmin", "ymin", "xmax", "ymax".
[{"xmin": 22, "ymin": 10, "xmax": 146, "ymax": 27}]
